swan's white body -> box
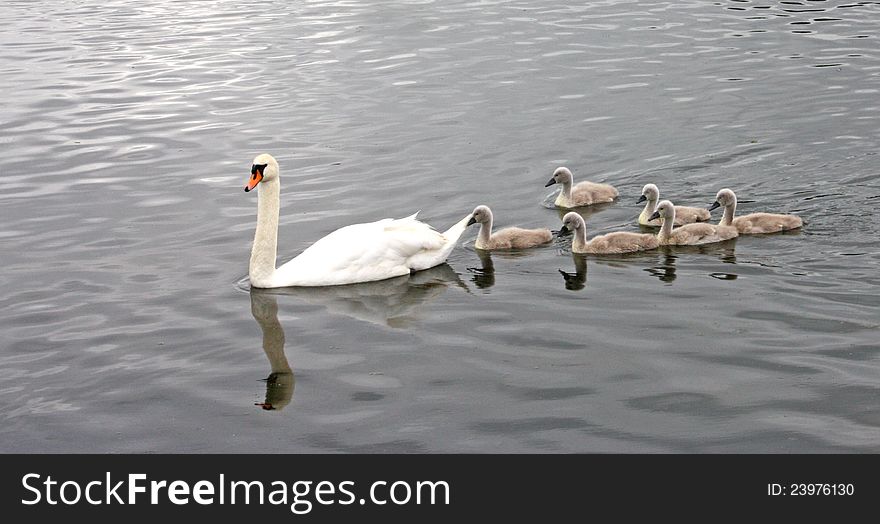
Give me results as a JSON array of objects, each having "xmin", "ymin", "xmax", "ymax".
[
  {"xmin": 262, "ymin": 264, "xmax": 464, "ymax": 328},
  {"xmin": 246, "ymin": 154, "xmax": 470, "ymax": 288}
]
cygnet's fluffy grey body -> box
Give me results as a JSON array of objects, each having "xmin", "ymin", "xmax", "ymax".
[
  {"xmin": 560, "ymin": 212, "xmax": 660, "ymax": 254},
  {"xmin": 650, "ymin": 200, "xmax": 738, "ymax": 246},
  {"xmin": 545, "ymin": 167, "xmax": 619, "ymax": 208},
  {"xmin": 709, "ymin": 188, "xmax": 803, "ymax": 234},
  {"xmin": 637, "ymin": 183, "xmax": 710, "ymax": 226},
  {"xmin": 467, "ymin": 205, "xmax": 553, "ymax": 250}
]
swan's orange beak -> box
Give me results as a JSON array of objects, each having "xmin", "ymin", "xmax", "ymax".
[{"xmin": 244, "ymin": 171, "xmax": 263, "ymax": 192}]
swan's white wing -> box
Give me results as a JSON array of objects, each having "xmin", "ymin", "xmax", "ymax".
[{"xmin": 271, "ymin": 215, "xmax": 447, "ymax": 286}]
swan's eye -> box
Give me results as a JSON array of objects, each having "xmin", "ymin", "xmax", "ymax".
[{"xmin": 251, "ymin": 163, "xmax": 268, "ymax": 177}]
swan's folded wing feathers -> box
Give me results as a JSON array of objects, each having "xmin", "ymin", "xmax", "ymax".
[
  {"xmin": 382, "ymin": 216, "xmax": 446, "ymax": 251},
  {"xmin": 271, "ymin": 214, "xmax": 456, "ymax": 286}
]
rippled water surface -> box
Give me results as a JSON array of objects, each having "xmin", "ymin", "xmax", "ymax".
[{"xmin": 2, "ymin": 0, "xmax": 879, "ymax": 452}]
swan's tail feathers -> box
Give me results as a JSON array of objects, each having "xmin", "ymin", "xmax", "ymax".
[
  {"xmin": 385, "ymin": 211, "xmax": 428, "ymax": 232},
  {"xmin": 441, "ymin": 214, "xmax": 473, "ymax": 244},
  {"xmin": 407, "ymin": 214, "xmax": 472, "ymax": 272}
]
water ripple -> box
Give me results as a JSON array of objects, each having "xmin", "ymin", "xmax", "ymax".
[{"xmin": 1, "ymin": 0, "xmax": 878, "ymax": 452}]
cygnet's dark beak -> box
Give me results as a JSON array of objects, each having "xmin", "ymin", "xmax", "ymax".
[
  {"xmin": 544, "ymin": 177, "xmax": 557, "ymax": 187},
  {"xmin": 636, "ymin": 195, "xmax": 647, "ymax": 205},
  {"xmin": 559, "ymin": 225, "xmax": 570, "ymax": 235},
  {"xmin": 649, "ymin": 211, "xmax": 661, "ymax": 221},
  {"xmin": 708, "ymin": 201, "xmax": 721, "ymax": 212},
  {"xmin": 466, "ymin": 216, "xmax": 477, "ymax": 227}
]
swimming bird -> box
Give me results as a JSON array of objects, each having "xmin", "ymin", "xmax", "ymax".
[
  {"xmin": 244, "ymin": 153, "xmax": 471, "ymax": 287},
  {"xmin": 560, "ymin": 212, "xmax": 660, "ymax": 254},
  {"xmin": 650, "ymin": 200, "xmax": 738, "ymax": 246},
  {"xmin": 545, "ymin": 167, "xmax": 619, "ymax": 208},
  {"xmin": 709, "ymin": 188, "xmax": 803, "ymax": 234},
  {"xmin": 466, "ymin": 205, "xmax": 553, "ymax": 250},
  {"xmin": 637, "ymin": 183, "xmax": 710, "ymax": 226}
]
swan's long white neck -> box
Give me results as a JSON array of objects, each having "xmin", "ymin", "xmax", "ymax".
[
  {"xmin": 250, "ymin": 177, "xmax": 280, "ymax": 288},
  {"xmin": 477, "ymin": 215, "xmax": 493, "ymax": 248},
  {"xmin": 720, "ymin": 198, "xmax": 737, "ymax": 227}
]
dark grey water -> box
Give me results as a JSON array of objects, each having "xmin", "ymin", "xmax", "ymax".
[{"xmin": 2, "ymin": 0, "xmax": 879, "ymax": 452}]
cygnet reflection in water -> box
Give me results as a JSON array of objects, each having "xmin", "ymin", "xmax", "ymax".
[
  {"xmin": 559, "ymin": 250, "xmax": 661, "ymax": 290},
  {"xmin": 643, "ymin": 243, "xmax": 738, "ymax": 284},
  {"xmin": 644, "ymin": 251, "xmax": 680, "ymax": 284},
  {"xmin": 558, "ymin": 253, "xmax": 588, "ymax": 291},
  {"xmin": 252, "ymin": 263, "xmax": 469, "ymax": 328},
  {"xmin": 465, "ymin": 248, "xmax": 545, "ymax": 291},
  {"xmin": 250, "ymin": 289, "xmax": 294, "ymax": 411},
  {"xmin": 467, "ymin": 249, "xmax": 496, "ymax": 290}
]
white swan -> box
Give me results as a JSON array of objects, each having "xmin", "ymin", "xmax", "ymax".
[
  {"xmin": 709, "ymin": 188, "xmax": 803, "ymax": 234},
  {"xmin": 244, "ymin": 153, "xmax": 471, "ymax": 287},
  {"xmin": 650, "ymin": 200, "xmax": 738, "ymax": 246},
  {"xmin": 637, "ymin": 183, "xmax": 710, "ymax": 226},
  {"xmin": 560, "ymin": 212, "xmax": 660, "ymax": 254},
  {"xmin": 545, "ymin": 167, "xmax": 619, "ymax": 208},
  {"xmin": 467, "ymin": 205, "xmax": 553, "ymax": 250}
]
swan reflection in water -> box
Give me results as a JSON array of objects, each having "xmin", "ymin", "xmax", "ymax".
[
  {"xmin": 250, "ymin": 289, "xmax": 294, "ymax": 411},
  {"xmin": 246, "ymin": 264, "xmax": 467, "ymax": 409},
  {"xmin": 258, "ymin": 263, "xmax": 468, "ymax": 328}
]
